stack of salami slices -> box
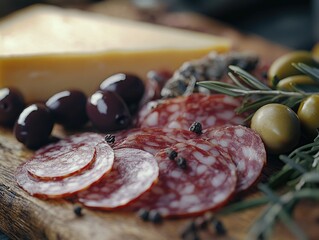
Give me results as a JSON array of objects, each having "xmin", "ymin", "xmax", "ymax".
[{"xmin": 16, "ymin": 93, "xmax": 267, "ymax": 218}]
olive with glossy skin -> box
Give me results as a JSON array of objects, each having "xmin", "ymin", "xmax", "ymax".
[
  {"xmin": 99, "ymin": 73, "xmax": 145, "ymax": 112},
  {"xmin": 86, "ymin": 90, "xmax": 132, "ymax": 132},
  {"xmin": 297, "ymin": 95, "xmax": 319, "ymax": 139},
  {"xmin": 0, "ymin": 88, "xmax": 25, "ymax": 126},
  {"xmin": 46, "ymin": 90, "xmax": 88, "ymax": 129},
  {"xmin": 14, "ymin": 104, "xmax": 54, "ymax": 149},
  {"xmin": 251, "ymin": 104, "xmax": 300, "ymax": 154},
  {"xmin": 276, "ymin": 75, "xmax": 318, "ymax": 91},
  {"xmin": 268, "ymin": 51, "xmax": 316, "ymax": 86}
]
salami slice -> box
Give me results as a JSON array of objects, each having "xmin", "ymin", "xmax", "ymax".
[
  {"xmin": 34, "ymin": 132, "xmax": 104, "ymax": 155},
  {"xmin": 26, "ymin": 145, "xmax": 95, "ymax": 180},
  {"xmin": 138, "ymin": 97, "xmax": 186, "ymax": 128},
  {"xmin": 112, "ymin": 127, "xmax": 199, "ymax": 148},
  {"xmin": 130, "ymin": 142, "xmax": 237, "ymax": 217},
  {"xmin": 174, "ymin": 94, "xmax": 245, "ymax": 129},
  {"xmin": 25, "ymin": 133, "xmax": 103, "ymax": 180},
  {"xmin": 185, "ymin": 138, "xmax": 235, "ymax": 171},
  {"xmin": 15, "ymin": 141, "xmax": 114, "ymax": 199},
  {"xmin": 138, "ymin": 93, "xmax": 245, "ymax": 130},
  {"xmin": 114, "ymin": 133, "xmax": 175, "ymax": 155},
  {"xmin": 203, "ymin": 125, "xmax": 267, "ymax": 191},
  {"xmin": 77, "ymin": 148, "xmax": 159, "ymax": 209}
]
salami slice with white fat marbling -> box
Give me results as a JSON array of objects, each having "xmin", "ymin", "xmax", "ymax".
[
  {"xmin": 15, "ymin": 141, "xmax": 114, "ymax": 198},
  {"xmin": 112, "ymin": 127, "xmax": 200, "ymax": 148},
  {"xmin": 138, "ymin": 93, "xmax": 245, "ymax": 130},
  {"xmin": 203, "ymin": 125, "xmax": 267, "ymax": 191},
  {"xmin": 114, "ymin": 133, "xmax": 175, "ymax": 155},
  {"xmin": 185, "ymin": 138, "xmax": 236, "ymax": 172},
  {"xmin": 129, "ymin": 142, "xmax": 237, "ymax": 217},
  {"xmin": 25, "ymin": 133, "xmax": 103, "ymax": 180},
  {"xmin": 173, "ymin": 94, "xmax": 245, "ymax": 129},
  {"xmin": 77, "ymin": 148, "xmax": 159, "ymax": 209},
  {"xmin": 138, "ymin": 97, "xmax": 186, "ymax": 128}
]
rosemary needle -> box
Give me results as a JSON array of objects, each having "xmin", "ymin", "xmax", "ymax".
[{"xmin": 197, "ymin": 64, "xmax": 315, "ymax": 118}]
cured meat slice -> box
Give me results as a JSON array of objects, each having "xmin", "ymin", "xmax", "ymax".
[
  {"xmin": 34, "ymin": 132, "xmax": 104, "ymax": 155},
  {"xmin": 185, "ymin": 138, "xmax": 235, "ymax": 171},
  {"xmin": 203, "ymin": 125, "xmax": 267, "ymax": 191},
  {"xmin": 25, "ymin": 133, "xmax": 103, "ymax": 180},
  {"xmin": 15, "ymin": 141, "xmax": 114, "ymax": 199},
  {"xmin": 78, "ymin": 148, "xmax": 159, "ymax": 209},
  {"xmin": 138, "ymin": 93, "xmax": 245, "ymax": 130},
  {"xmin": 112, "ymin": 127, "xmax": 199, "ymax": 148},
  {"xmin": 174, "ymin": 94, "xmax": 245, "ymax": 129},
  {"xmin": 26, "ymin": 145, "xmax": 95, "ymax": 180},
  {"xmin": 114, "ymin": 133, "xmax": 175, "ymax": 155},
  {"xmin": 130, "ymin": 142, "xmax": 237, "ymax": 217},
  {"xmin": 138, "ymin": 97, "xmax": 186, "ymax": 128}
]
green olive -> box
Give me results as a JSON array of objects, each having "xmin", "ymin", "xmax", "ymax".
[
  {"xmin": 297, "ymin": 94, "xmax": 319, "ymax": 139},
  {"xmin": 276, "ymin": 75, "xmax": 318, "ymax": 91},
  {"xmin": 251, "ymin": 103, "xmax": 300, "ymax": 154},
  {"xmin": 268, "ymin": 51, "xmax": 316, "ymax": 86}
]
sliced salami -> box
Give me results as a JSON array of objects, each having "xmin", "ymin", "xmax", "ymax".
[
  {"xmin": 185, "ymin": 138, "xmax": 235, "ymax": 172},
  {"xmin": 129, "ymin": 142, "xmax": 237, "ymax": 217},
  {"xmin": 114, "ymin": 133, "xmax": 175, "ymax": 155},
  {"xmin": 203, "ymin": 125, "xmax": 267, "ymax": 191},
  {"xmin": 15, "ymin": 141, "xmax": 114, "ymax": 199},
  {"xmin": 112, "ymin": 127, "xmax": 199, "ymax": 148},
  {"xmin": 26, "ymin": 145, "xmax": 95, "ymax": 180},
  {"xmin": 138, "ymin": 93, "xmax": 245, "ymax": 130},
  {"xmin": 25, "ymin": 133, "xmax": 102, "ymax": 180},
  {"xmin": 77, "ymin": 148, "xmax": 159, "ymax": 209},
  {"xmin": 138, "ymin": 97, "xmax": 186, "ymax": 128},
  {"xmin": 174, "ymin": 94, "xmax": 245, "ymax": 129},
  {"xmin": 34, "ymin": 132, "xmax": 104, "ymax": 155}
]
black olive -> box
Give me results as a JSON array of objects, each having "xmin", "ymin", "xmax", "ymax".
[
  {"xmin": 14, "ymin": 103, "xmax": 54, "ymax": 149},
  {"xmin": 99, "ymin": 73, "xmax": 145, "ymax": 113},
  {"xmin": 86, "ymin": 90, "xmax": 132, "ymax": 132},
  {"xmin": 46, "ymin": 90, "xmax": 88, "ymax": 129},
  {"xmin": 0, "ymin": 88, "xmax": 25, "ymax": 126}
]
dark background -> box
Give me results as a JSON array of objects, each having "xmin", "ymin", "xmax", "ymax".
[
  {"xmin": 151, "ymin": 0, "xmax": 317, "ymax": 50},
  {"xmin": 0, "ymin": 0, "xmax": 317, "ymax": 50}
]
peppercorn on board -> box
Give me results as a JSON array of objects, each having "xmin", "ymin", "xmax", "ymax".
[{"xmin": 1, "ymin": 3, "xmax": 319, "ymax": 240}]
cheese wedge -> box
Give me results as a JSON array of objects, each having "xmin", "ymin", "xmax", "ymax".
[{"xmin": 0, "ymin": 5, "xmax": 231, "ymax": 102}]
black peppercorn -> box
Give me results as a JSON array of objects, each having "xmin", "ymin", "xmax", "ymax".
[
  {"xmin": 166, "ymin": 148, "xmax": 178, "ymax": 160},
  {"xmin": 137, "ymin": 208, "xmax": 149, "ymax": 221},
  {"xmin": 211, "ymin": 218, "xmax": 227, "ymax": 235},
  {"xmin": 73, "ymin": 205, "xmax": 83, "ymax": 217},
  {"xmin": 177, "ymin": 157, "xmax": 187, "ymax": 169},
  {"xmin": 105, "ymin": 134, "xmax": 115, "ymax": 144},
  {"xmin": 189, "ymin": 122, "xmax": 202, "ymax": 135},
  {"xmin": 148, "ymin": 210, "xmax": 162, "ymax": 223}
]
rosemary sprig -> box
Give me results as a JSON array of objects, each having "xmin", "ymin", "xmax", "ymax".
[
  {"xmin": 197, "ymin": 64, "xmax": 318, "ymax": 119},
  {"xmin": 292, "ymin": 63, "xmax": 319, "ymax": 82},
  {"xmin": 217, "ymin": 134, "xmax": 319, "ymax": 240},
  {"xmin": 202, "ymin": 63, "xmax": 319, "ymax": 239}
]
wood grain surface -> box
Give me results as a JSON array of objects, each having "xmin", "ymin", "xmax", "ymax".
[{"xmin": 1, "ymin": 2, "xmax": 318, "ymax": 240}]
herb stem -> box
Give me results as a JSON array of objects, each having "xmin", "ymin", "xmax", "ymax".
[{"xmin": 223, "ymin": 87, "xmax": 308, "ymax": 97}]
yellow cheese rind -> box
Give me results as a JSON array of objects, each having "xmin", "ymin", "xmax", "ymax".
[{"xmin": 0, "ymin": 5, "xmax": 231, "ymax": 102}]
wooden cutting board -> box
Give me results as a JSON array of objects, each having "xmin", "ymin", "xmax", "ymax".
[
  {"xmin": 1, "ymin": 126, "xmax": 319, "ymax": 240},
  {"xmin": 1, "ymin": 3, "xmax": 319, "ymax": 240}
]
